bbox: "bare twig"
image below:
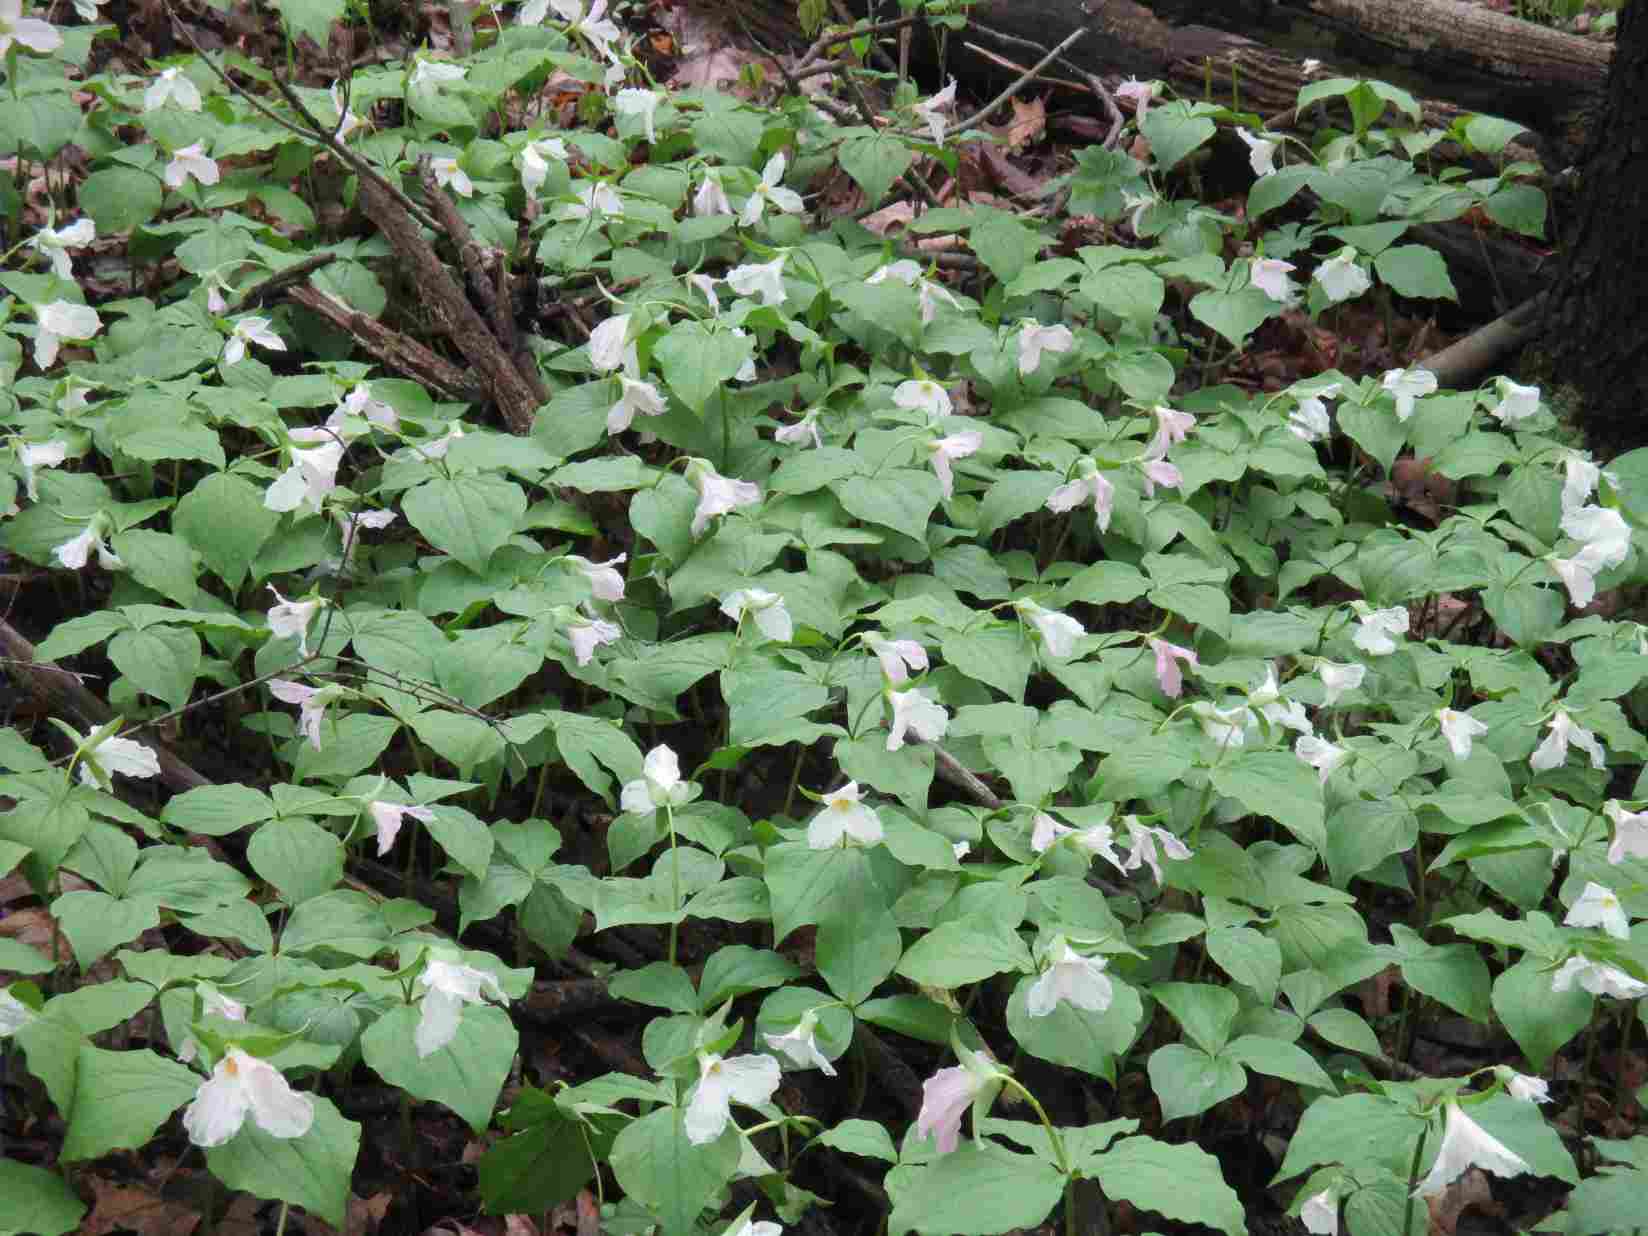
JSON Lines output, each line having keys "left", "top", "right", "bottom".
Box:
{"left": 925, "top": 741, "right": 1002, "bottom": 811}
{"left": 228, "top": 252, "right": 338, "bottom": 313}
{"left": 947, "top": 20, "right": 1098, "bottom": 139}
{"left": 968, "top": 19, "right": 1125, "bottom": 149}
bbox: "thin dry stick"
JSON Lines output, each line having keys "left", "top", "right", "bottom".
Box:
{"left": 924, "top": 741, "right": 1002, "bottom": 810}
{"left": 946, "top": 20, "right": 1098, "bottom": 139}
{"left": 968, "top": 19, "right": 1125, "bottom": 148}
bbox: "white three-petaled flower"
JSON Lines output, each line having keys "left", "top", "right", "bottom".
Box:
{"left": 885, "top": 687, "right": 947, "bottom": 751}
{"left": 1351, "top": 604, "right": 1408, "bottom": 655}
{"left": 182, "top": 1048, "right": 314, "bottom": 1148}
{"left": 913, "top": 79, "right": 957, "bottom": 145}
{"left": 264, "top": 427, "right": 343, "bottom": 515}
{"left": 587, "top": 312, "right": 638, "bottom": 375}
{"left": 764, "top": 1009, "right": 836, "bottom": 1076}
{"left": 0, "top": 0, "right": 62, "bottom": 55}
{"left": 1150, "top": 638, "right": 1198, "bottom": 698}
{"left": 1289, "top": 383, "right": 1341, "bottom": 442}
{"left": 1313, "top": 247, "right": 1370, "bottom": 303}
{"left": 519, "top": 136, "right": 568, "bottom": 195}
{"left": 268, "top": 679, "right": 341, "bottom": 750}
{"left": 774, "top": 408, "right": 822, "bottom": 448}
{"left": 32, "top": 300, "right": 101, "bottom": 369}
{"left": 721, "top": 588, "right": 792, "bottom": 642}
{"left": 164, "top": 143, "right": 220, "bottom": 189}
{"left": 606, "top": 375, "right": 667, "bottom": 434}
{"left": 73, "top": 727, "right": 160, "bottom": 789}
{"left": 726, "top": 254, "right": 788, "bottom": 306}
{"left": 1380, "top": 367, "right": 1438, "bottom": 422}
{"left": 684, "top": 1051, "right": 780, "bottom": 1145}
{"left": 1530, "top": 708, "right": 1606, "bottom": 772}
{"left": 368, "top": 800, "right": 435, "bottom": 856}
{"left": 1237, "top": 128, "right": 1279, "bottom": 176}
{"left": 16, "top": 438, "right": 68, "bottom": 501}
{"left": 1017, "top": 320, "right": 1074, "bottom": 376}
{"left": 1300, "top": 1189, "right": 1338, "bottom": 1235}
{"left": 1316, "top": 659, "right": 1364, "bottom": 704}
{"left": 53, "top": 514, "right": 121, "bottom": 571}
{"left": 1413, "top": 1102, "right": 1529, "bottom": 1197}
{"left": 26, "top": 217, "right": 94, "bottom": 279}
{"left": 893, "top": 378, "right": 951, "bottom": 422}
{"left": 685, "top": 457, "right": 761, "bottom": 537}
{"left": 1013, "top": 598, "right": 1083, "bottom": 659}
{"left": 222, "top": 315, "right": 285, "bottom": 366}
{"left": 927, "top": 431, "right": 982, "bottom": 499}
{"left": 1295, "top": 734, "right": 1350, "bottom": 784}
{"left": 807, "top": 781, "right": 882, "bottom": 850}
{"left": 1026, "top": 938, "right": 1113, "bottom": 1018}
{"left": 1551, "top": 955, "right": 1648, "bottom": 999}
{"left": 864, "top": 634, "right": 928, "bottom": 683}
{"left": 145, "top": 66, "right": 202, "bottom": 111}
{"left": 430, "top": 156, "right": 473, "bottom": 198}
{"left": 1437, "top": 708, "right": 1488, "bottom": 760}
{"left": 620, "top": 744, "right": 694, "bottom": 818}
{"left": 1121, "top": 817, "right": 1192, "bottom": 883}
{"left": 266, "top": 587, "right": 324, "bottom": 657}
{"left": 739, "top": 153, "right": 804, "bottom": 226}
{"left": 1250, "top": 257, "right": 1296, "bottom": 303}
{"left": 1029, "top": 813, "right": 1125, "bottom": 871}
{"left": 693, "top": 171, "right": 732, "bottom": 217}
{"left": 613, "top": 87, "right": 661, "bottom": 142}
{"left": 1604, "top": 801, "right": 1648, "bottom": 865}
{"left": 416, "top": 953, "right": 505, "bottom": 1057}
{"left": 566, "top": 612, "right": 622, "bottom": 666}
{"left": 1490, "top": 377, "right": 1541, "bottom": 424}
{"left": 1565, "top": 881, "right": 1630, "bottom": 940}
{"left": 915, "top": 1044, "right": 1004, "bottom": 1155}
{"left": 1045, "top": 458, "right": 1113, "bottom": 529}
{"left": 564, "top": 553, "right": 626, "bottom": 601}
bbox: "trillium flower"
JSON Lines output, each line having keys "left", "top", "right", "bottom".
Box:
{"left": 1289, "top": 383, "right": 1341, "bottom": 442}
{"left": 724, "top": 1214, "right": 782, "bottom": 1236}
{"left": 1014, "top": 598, "right": 1084, "bottom": 659}
{"left": 693, "top": 171, "right": 733, "bottom": 217}
{"left": 1565, "top": 881, "right": 1630, "bottom": 940}
{"left": 613, "top": 87, "right": 661, "bottom": 142}
{"left": 329, "top": 81, "right": 363, "bottom": 140}
{"left": 1490, "top": 377, "right": 1541, "bottom": 424}
{"left": 1113, "top": 77, "right": 1157, "bottom": 117}
{"left": 915, "top": 1044, "right": 1005, "bottom": 1155}
{"left": 1561, "top": 505, "right": 1632, "bottom": 570}
{"left": 327, "top": 382, "right": 397, "bottom": 433}
{"left": 566, "top": 613, "right": 622, "bottom": 665}
{"left": 145, "top": 65, "right": 202, "bottom": 111}
{"left": 807, "top": 781, "right": 883, "bottom": 850}
{"left": 727, "top": 326, "right": 758, "bottom": 382}
{"left": 765, "top": 1010, "right": 835, "bottom": 1075}
{"left": 410, "top": 58, "right": 466, "bottom": 88}
{"left": 429, "top": 156, "right": 473, "bottom": 197}
{"left": 1561, "top": 453, "right": 1612, "bottom": 514}
{"left": 1530, "top": 708, "right": 1606, "bottom": 772}
{"left": 721, "top": 588, "right": 793, "bottom": 642}
{"left": 1029, "top": 813, "right": 1126, "bottom": 871}
{"left": 1139, "top": 456, "right": 1182, "bottom": 497}
{"left": 864, "top": 634, "right": 928, "bottom": 683}
{"left": 1380, "top": 367, "right": 1438, "bottom": 422}
{"left": 546, "top": 0, "right": 622, "bottom": 61}
{"left": 885, "top": 687, "right": 948, "bottom": 751}
{"left": 369, "top": 800, "right": 435, "bottom": 856}
{"left": 264, "top": 428, "right": 344, "bottom": 514}
{"left": 912, "top": 78, "right": 957, "bottom": 145}
{"left": 1017, "top": 320, "right": 1074, "bottom": 376}
{"left": 1026, "top": 938, "right": 1113, "bottom": 1018}
{"left": 1149, "top": 638, "right": 1198, "bottom": 698}
{"left": 268, "top": 679, "right": 342, "bottom": 750}
{"left": 558, "top": 181, "right": 624, "bottom": 220}
{"left": 687, "top": 273, "right": 723, "bottom": 314}
{"left": 892, "top": 378, "right": 951, "bottom": 422}
{"left": 684, "top": 1051, "right": 781, "bottom": 1145}
{"left": 685, "top": 458, "right": 762, "bottom": 537}
{"left": 1248, "top": 664, "right": 1313, "bottom": 734}
{"left": 1604, "top": 801, "right": 1648, "bottom": 865}
{"left": 0, "top": 0, "right": 60, "bottom": 54}
{"left": 1437, "top": 708, "right": 1488, "bottom": 759}
{"left": 518, "top": 136, "right": 568, "bottom": 195}
{"left": 266, "top": 587, "right": 325, "bottom": 657}
{"left": 774, "top": 408, "right": 823, "bottom": 448}
{"left": 1494, "top": 1067, "right": 1550, "bottom": 1104}
{"left": 1121, "top": 189, "right": 1159, "bottom": 235}
{"left": 1045, "top": 460, "right": 1115, "bottom": 530}
{"left": 0, "top": 988, "right": 36, "bottom": 1037}
{"left": 1191, "top": 701, "right": 1255, "bottom": 749}
{"left": 866, "top": 260, "right": 960, "bottom": 324}
{"left": 564, "top": 553, "right": 626, "bottom": 601}
{"left": 587, "top": 313, "right": 638, "bottom": 375}
{"left": 1295, "top": 734, "right": 1350, "bottom": 784}
{"left": 53, "top": 514, "right": 122, "bottom": 571}
{"left": 72, "top": 727, "right": 160, "bottom": 789}
{"left": 222, "top": 315, "right": 285, "bottom": 366}
{"left": 1121, "top": 817, "right": 1192, "bottom": 883}
{"left": 1250, "top": 257, "right": 1297, "bottom": 303}
{"left": 726, "top": 254, "right": 788, "bottom": 306}
{"left": 163, "top": 142, "right": 220, "bottom": 189}
{"left": 1237, "top": 128, "right": 1279, "bottom": 176}
{"left": 15, "top": 438, "right": 68, "bottom": 501}
{"left": 1300, "top": 1189, "right": 1338, "bottom": 1236}
{"left": 620, "top": 744, "right": 695, "bottom": 818}
{"left": 1414, "top": 1102, "right": 1530, "bottom": 1197}
{"left": 416, "top": 953, "right": 506, "bottom": 1058}
{"left": 32, "top": 300, "right": 101, "bottom": 369}
{"left": 1549, "top": 549, "right": 1607, "bottom": 610}
{"left": 1351, "top": 604, "right": 1408, "bottom": 655}
{"left": 1313, "top": 247, "right": 1371, "bottom": 303}
{"left": 927, "top": 431, "right": 982, "bottom": 499}
{"left": 740, "top": 153, "right": 805, "bottom": 226}
{"left": 1552, "top": 955, "right": 1648, "bottom": 999}
{"left": 606, "top": 375, "right": 667, "bottom": 434}
{"left": 26, "top": 217, "right": 94, "bottom": 279}
{"left": 176, "top": 982, "right": 247, "bottom": 1063}
{"left": 182, "top": 1048, "right": 315, "bottom": 1148}
{"left": 1147, "top": 405, "right": 1196, "bottom": 457}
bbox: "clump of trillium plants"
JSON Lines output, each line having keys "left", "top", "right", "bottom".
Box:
{"left": 0, "top": 2, "right": 1646, "bottom": 1235}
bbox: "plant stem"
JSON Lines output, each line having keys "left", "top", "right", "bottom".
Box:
{"left": 1401, "top": 1119, "right": 1430, "bottom": 1236}
{"left": 1579, "top": 999, "right": 1601, "bottom": 1170}
{"left": 665, "top": 802, "right": 681, "bottom": 965}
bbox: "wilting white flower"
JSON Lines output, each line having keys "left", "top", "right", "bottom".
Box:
{"left": 1290, "top": 383, "right": 1341, "bottom": 442}
{"left": 369, "top": 800, "right": 435, "bottom": 856}
{"left": 429, "top": 156, "right": 473, "bottom": 197}
{"left": 26, "top": 217, "right": 94, "bottom": 279}
{"left": 587, "top": 313, "right": 637, "bottom": 375}
{"left": 1530, "top": 708, "right": 1606, "bottom": 773}
{"left": 1552, "top": 955, "right": 1648, "bottom": 999}
{"left": 864, "top": 634, "right": 928, "bottom": 683}
{"left": 1494, "top": 1067, "right": 1550, "bottom": 1104}
{"left": 612, "top": 87, "right": 661, "bottom": 142}
{"left": 32, "top": 300, "right": 101, "bottom": 369}
{"left": 1014, "top": 598, "right": 1084, "bottom": 659}
{"left": 0, "top": 0, "right": 62, "bottom": 55}
{"left": 264, "top": 427, "right": 344, "bottom": 515}
{"left": 268, "top": 679, "right": 341, "bottom": 750}
{"left": 1381, "top": 367, "right": 1438, "bottom": 422}
{"left": 1026, "top": 938, "right": 1113, "bottom": 1018}
{"left": 685, "top": 1051, "right": 781, "bottom": 1145}
{"left": 685, "top": 458, "right": 761, "bottom": 537}
{"left": 764, "top": 1009, "right": 836, "bottom": 1076}
{"left": 1413, "top": 1102, "right": 1530, "bottom": 1197}
{"left": 410, "top": 58, "right": 466, "bottom": 89}
{"left": 927, "top": 431, "right": 982, "bottom": 499}
{"left": 1113, "top": 77, "right": 1156, "bottom": 117}
{"left": 72, "top": 728, "right": 160, "bottom": 789}
{"left": 53, "top": 515, "right": 121, "bottom": 571}
{"left": 1489, "top": 378, "right": 1541, "bottom": 425}
{"left": 726, "top": 254, "right": 788, "bottom": 306}
{"left": 564, "top": 553, "right": 626, "bottom": 601}
{"left": 266, "top": 587, "right": 325, "bottom": 657}
{"left": 774, "top": 408, "right": 822, "bottom": 448}
{"left": 163, "top": 143, "right": 220, "bottom": 189}
{"left": 893, "top": 378, "right": 952, "bottom": 422}
{"left": 1017, "top": 320, "right": 1074, "bottom": 376}
{"left": 1351, "top": 604, "right": 1408, "bottom": 655}
{"left": 1046, "top": 460, "right": 1114, "bottom": 530}
{"left": 886, "top": 687, "right": 948, "bottom": 751}
{"left": 1121, "top": 817, "right": 1192, "bottom": 883}
{"left": 693, "top": 171, "right": 733, "bottom": 217}
{"left": 739, "top": 152, "right": 805, "bottom": 226}
{"left": 182, "top": 1049, "right": 314, "bottom": 1148}
{"left": 1313, "top": 248, "right": 1370, "bottom": 303}
{"left": 1191, "top": 701, "right": 1255, "bottom": 750}
{"left": 606, "top": 375, "right": 667, "bottom": 435}
{"left": 566, "top": 614, "right": 622, "bottom": 666}
{"left": 416, "top": 953, "right": 505, "bottom": 1057}
{"left": 518, "top": 136, "right": 568, "bottom": 195}
{"left": 620, "top": 744, "right": 695, "bottom": 818}
{"left": 1604, "top": 801, "right": 1648, "bottom": 865}
{"left": 15, "top": 438, "right": 68, "bottom": 501}
{"left": 1300, "top": 1189, "right": 1338, "bottom": 1236}
{"left": 145, "top": 65, "right": 202, "bottom": 111}
{"left": 1149, "top": 638, "right": 1198, "bottom": 698}
{"left": 1250, "top": 257, "right": 1297, "bottom": 303}
{"left": 915, "top": 1044, "right": 1005, "bottom": 1155}
{"left": 1237, "top": 128, "right": 1279, "bottom": 176}
{"left": 1437, "top": 708, "right": 1488, "bottom": 760}
{"left": 807, "top": 781, "right": 882, "bottom": 850}
{"left": 913, "top": 78, "right": 957, "bottom": 145}
{"left": 1295, "top": 734, "right": 1350, "bottom": 784}
{"left": 721, "top": 588, "right": 793, "bottom": 642}
{"left": 1565, "top": 881, "right": 1630, "bottom": 940}
{"left": 558, "top": 180, "right": 624, "bottom": 221}
{"left": 222, "top": 315, "right": 285, "bottom": 366}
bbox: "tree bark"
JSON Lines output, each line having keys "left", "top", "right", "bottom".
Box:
{"left": 1543, "top": 0, "right": 1648, "bottom": 451}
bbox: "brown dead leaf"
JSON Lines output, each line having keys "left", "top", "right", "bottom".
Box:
{"left": 1004, "top": 96, "right": 1046, "bottom": 149}
{"left": 1358, "top": 965, "right": 1402, "bottom": 1019}
{"left": 1425, "top": 1166, "right": 1501, "bottom": 1235}
{"left": 503, "top": 1216, "right": 540, "bottom": 1236}
{"left": 0, "top": 906, "right": 64, "bottom": 959}
{"left": 82, "top": 1177, "right": 202, "bottom": 1236}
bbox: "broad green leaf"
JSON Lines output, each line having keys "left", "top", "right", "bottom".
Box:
{"left": 608, "top": 1107, "right": 740, "bottom": 1236}
{"left": 1088, "top": 1135, "right": 1246, "bottom": 1236}
{"left": 206, "top": 1095, "right": 360, "bottom": 1230}
{"left": 361, "top": 1003, "right": 518, "bottom": 1133}
{"left": 887, "top": 1143, "right": 1063, "bottom": 1235}
{"left": 174, "top": 473, "right": 282, "bottom": 589}
{"left": 402, "top": 475, "right": 527, "bottom": 574}
{"left": 60, "top": 1045, "right": 199, "bottom": 1161}
{"left": 0, "top": 1158, "right": 86, "bottom": 1235}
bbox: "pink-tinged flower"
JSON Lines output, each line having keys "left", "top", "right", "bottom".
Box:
{"left": 1017, "top": 321, "right": 1074, "bottom": 376}
{"left": 927, "top": 430, "right": 982, "bottom": 499}
{"left": 612, "top": 87, "right": 661, "bottom": 142}
{"left": 268, "top": 679, "right": 339, "bottom": 750}
{"left": 563, "top": 553, "right": 626, "bottom": 601}
{"left": 145, "top": 66, "right": 202, "bottom": 112}
{"left": 1565, "top": 881, "right": 1630, "bottom": 940}
{"left": 368, "top": 800, "right": 435, "bottom": 856}
{"left": 1295, "top": 734, "right": 1349, "bottom": 784}
{"left": 1604, "top": 801, "right": 1648, "bottom": 865}
{"left": 913, "top": 78, "right": 957, "bottom": 144}
{"left": 1026, "top": 938, "right": 1113, "bottom": 1018}
{"left": 1237, "top": 128, "right": 1279, "bottom": 176}
{"left": 1290, "top": 383, "right": 1341, "bottom": 442}
{"left": 26, "top": 217, "right": 94, "bottom": 280}
{"left": 264, "top": 428, "right": 344, "bottom": 515}
{"left": 164, "top": 143, "right": 220, "bottom": 189}
{"left": 1494, "top": 1067, "right": 1550, "bottom": 1104}
{"left": 1150, "top": 638, "right": 1198, "bottom": 698}
{"left": 1530, "top": 708, "right": 1605, "bottom": 773}
{"left": 32, "top": 300, "right": 101, "bottom": 369}
{"left": 1014, "top": 598, "right": 1084, "bottom": 659}
{"left": 566, "top": 614, "right": 621, "bottom": 666}
{"left": 915, "top": 1044, "right": 1005, "bottom": 1154}
{"left": 774, "top": 408, "right": 822, "bottom": 448}
{"left": 0, "top": 0, "right": 62, "bottom": 55}
{"left": 893, "top": 378, "right": 952, "bottom": 422}
{"left": 684, "top": 1052, "right": 781, "bottom": 1145}
{"left": 53, "top": 515, "right": 121, "bottom": 571}
{"left": 1046, "top": 460, "right": 1114, "bottom": 530}
{"left": 1489, "top": 377, "right": 1541, "bottom": 425}
{"left": 1139, "top": 456, "right": 1181, "bottom": 497}
{"left": 1551, "top": 955, "right": 1648, "bottom": 999}
{"left": 685, "top": 457, "right": 762, "bottom": 537}
{"left": 606, "top": 375, "right": 667, "bottom": 435}
{"left": 721, "top": 588, "right": 793, "bottom": 642}
{"left": 182, "top": 1048, "right": 314, "bottom": 1148}
{"left": 864, "top": 634, "right": 928, "bottom": 683}
{"left": 416, "top": 952, "right": 505, "bottom": 1057}
{"left": 1414, "top": 1102, "right": 1530, "bottom": 1198}
{"left": 1313, "top": 247, "right": 1370, "bottom": 303}
{"left": 764, "top": 1009, "right": 836, "bottom": 1076}
{"left": 726, "top": 254, "right": 788, "bottom": 306}
{"left": 1121, "top": 817, "right": 1192, "bottom": 884}
{"left": 1300, "top": 1189, "right": 1338, "bottom": 1236}
{"left": 1315, "top": 659, "right": 1364, "bottom": 705}
{"left": 1380, "top": 367, "right": 1438, "bottom": 422}
{"left": 739, "top": 152, "right": 805, "bottom": 226}
{"left": 1113, "top": 77, "right": 1157, "bottom": 117}
{"left": 15, "top": 438, "right": 68, "bottom": 501}
{"left": 222, "top": 315, "right": 285, "bottom": 366}
{"left": 693, "top": 171, "right": 732, "bottom": 217}
{"left": 1351, "top": 604, "right": 1408, "bottom": 655}
{"left": 1147, "top": 405, "right": 1196, "bottom": 457}
{"left": 1250, "top": 257, "right": 1297, "bottom": 303}
{"left": 807, "top": 781, "right": 882, "bottom": 850}
{"left": 885, "top": 687, "right": 948, "bottom": 751}
{"left": 1437, "top": 708, "right": 1488, "bottom": 760}
{"left": 266, "top": 587, "right": 325, "bottom": 657}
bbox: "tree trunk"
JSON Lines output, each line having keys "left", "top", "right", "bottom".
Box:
{"left": 1543, "top": 0, "right": 1648, "bottom": 451}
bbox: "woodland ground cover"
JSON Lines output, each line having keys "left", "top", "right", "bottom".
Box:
{"left": 2, "top": 2, "right": 1647, "bottom": 1235}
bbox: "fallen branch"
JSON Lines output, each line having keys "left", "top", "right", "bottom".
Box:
{"left": 287, "top": 285, "right": 482, "bottom": 404}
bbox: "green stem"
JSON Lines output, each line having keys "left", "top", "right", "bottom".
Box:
{"left": 665, "top": 802, "right": 681, "bottom": 965}
{"left": 1401, "top": 1120, "right": 1430, "bottom": 1236}
{"left": 1579, "top": 1000, "right": 1601, "bottom": 1170}
{"left": 1000, "top": 1075, "right": 1079, "bottom": 1236}
{"left": 1618, "top": 998, "right": 1638, "bottom": 1121}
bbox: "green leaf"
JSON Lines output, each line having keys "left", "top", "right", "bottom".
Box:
{"left": 887, "top": 1143, "right": 1064, "bottom": 1235}
{"left": 109, "top": 530, "right": 198, "bottom": 607}
{"left": 1147, "top": 1043, "right": 1246, "bottom": 1121}
{"left": 79, "top": 167, "right": 164, "bottom": 233}
{"left": 971, "top": 216, "right": 1044, "bottom": 284}
{"left": 1212, "top": 752, "right": 1326, "bottom": 851}
{"left": 1139, "top": 104, "right": 1217, "bottom": 171}
{"left": 1374, "top": 245, "right": 1457, "bottom": 301}
{"left": 402, "top": 475, "right": 527, "bottom": 574}
{"left": 817, "top": 1118, "right": 898, "bottom": 1162}
{"left": 1275, "top": 1093, "right": 1424, "bottom": 1182}
{"left": 943, "top": 627, "right": 1033, "bottom": 702}
{"left": 60, "top": 1045, "right": 200, "bottom": 1161}
{"left": 107, "top": 625, "right": 200, "bottom": 712}
{"left": 1223, "top": 1034, "right": 1334, "bottom": 1091}
{"left": 0, "top": 1159, "right": 86, "bottom": 1234}
{"left": 174, "top": 473, "right": 281, "bottom": 590}
{"left": 608, "top": 1107, "right": 740, "bottom": 1236}
{"left": 1307, "top": 1008, "right": 1382, "bottom": 1056}
{"left": 896, "top": 918, "right": 1031, "bottom": 988}
{"left": 1206, "top": 926, "right": 1282, "bottom": 1005}
{"left": 51, "top": 890, "right": 159, "bottom": 969}
{"left": 654, "top": 323, "right": 753, "bottom": 415}
{"left": 1493, "top": 955, "right": 1591, "bottom": 1069}
{"left": 835, "top": 735, "right": 934, "bottom": 815}
{"left": 1390, "top": 924, "right": 1491, "bottom": 1023}
{"left": 1153, "top": 982, "right": 1239, "bottom": 1056}
{"left": 839, "top": 133, "right": 914, "bottom": 204}
{"left": 816, "top": 879, "right": 900, "bottom": 1005}
{"left": 698, "top": 945, "right": 801, "bottom": 1010}
{"left": 1005, "top": 974, "right": 1143, "bottom": 1083}
{"left": 361, "top": 1003, "right": 517, "bottom": 1133}
{"left": 477, "top": 1091, "right": 604, "bottom": 1215}
{"left": 1088, "top": 1135, "right": 1246, "bottom": 1236}
{"left": 610, "top": 962, "right": 700, "bottom": 1015}
{"left": 206, "top": 1095, "right": 360, "bottom": 1230}
{"left": 836, "top": 469, "right": 942, "bottom": 539}
{"left": 1189, "top": 287, "right": 1277, "bottom": 348}
{"left": 247, "top": 818, "right": 344, "bottom": 906}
